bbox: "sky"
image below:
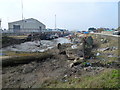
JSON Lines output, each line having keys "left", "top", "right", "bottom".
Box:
{"left": 0, "top": 0, "right": 119, "bottom": 31}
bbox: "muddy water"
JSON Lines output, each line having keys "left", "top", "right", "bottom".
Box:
{"left": 1, "top": 37, "right": 71, "bottom": 52}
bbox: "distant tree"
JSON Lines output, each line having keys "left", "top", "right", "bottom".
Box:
{"left": 88, "top": 28, "right": 96, "bottom": 32}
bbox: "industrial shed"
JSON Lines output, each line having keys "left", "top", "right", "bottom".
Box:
{"left": 8, "top": 18, "right": 46, "bottom": 33}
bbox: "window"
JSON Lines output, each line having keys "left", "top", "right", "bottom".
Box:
{"left": 39, "top": 26, "right": 42, "bottom": 31}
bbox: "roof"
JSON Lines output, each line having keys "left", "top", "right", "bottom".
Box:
{"left": 8, "top": 18, "right": 45, "bottom": 25}
{"left": 84, "top": 32, "right": 89, "bottom": 34}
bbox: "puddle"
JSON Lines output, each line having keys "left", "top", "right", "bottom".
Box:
{"left": 1, "top": 37, "right": 71, "bottom": 52}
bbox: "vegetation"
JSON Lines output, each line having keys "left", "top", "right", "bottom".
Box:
{"left": 40, "top": 69, "right": 119, "bottom": 88}
{"left": 8, "top": 35, "right": 28, "bottom": 39}
{"left": 2, "top": 36, "right": 26, "bottom": 48}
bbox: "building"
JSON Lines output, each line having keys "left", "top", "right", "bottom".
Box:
{"left": 8, "top": 18, "right": 46, "bottom": 33}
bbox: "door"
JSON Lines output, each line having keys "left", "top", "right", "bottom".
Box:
{"left": 13, "top": 25, "right": 20, "bottom": 32}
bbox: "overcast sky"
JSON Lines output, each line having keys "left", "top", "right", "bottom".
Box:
{"left": 0, "top": 0, "right": 119, "bottom": 31}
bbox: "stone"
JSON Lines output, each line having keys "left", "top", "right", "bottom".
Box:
{"left": 22, "top": 65, "right": 35, "bottom": 74}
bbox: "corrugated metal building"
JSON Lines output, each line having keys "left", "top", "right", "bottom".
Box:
{"left": 8, "top": 18, "right": 46, "bottom": 33}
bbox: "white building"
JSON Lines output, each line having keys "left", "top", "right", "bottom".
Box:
{"left": 8, "top": 18, "right": 46, "bottom": 33}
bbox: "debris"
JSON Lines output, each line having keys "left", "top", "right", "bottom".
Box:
{"left": 110, "top": 46, "right": 118, "bottom": 51}
{"left": 85, "top": 62, "right": 91, "bottom": 67}
{"left": 64, "top": 80, "right": 68, "bottom": 82}
{"left": 83, "top": 66, "right": 92, "bottom": 71}
{"left": 71, "top": 45, "right": 77, "bottom": 49}
{"left": 101, "top": 38, "right": 108, "bottom": 43}
{"left": 79, "top": 57, "right": 84, "bottom": 60}
{"left": 108, "top": 54, "right": 116, "bottom": 58}
{"left": 98, "top": 47, "right": 110, "bottom": 51}
{"left": 64, "top": 74, "right": 68, "bottom": 77}
{"left": 69, "top": 63, "right": 74, "bottom": 68}
{"left": 96, "top": 53, "right": 100, "bottom": 56}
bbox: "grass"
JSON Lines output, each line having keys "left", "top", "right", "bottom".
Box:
{"left": 40, "top": 69, "right": 119, "bottom": 88}
{"left": 8, "top": 35, "right": 28, "bottom": 39}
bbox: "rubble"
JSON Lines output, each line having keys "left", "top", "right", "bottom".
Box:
{"left": 71, "top": 45, "right": 77, "bottom": 49}
{"left": 2, "top": 33, "right": 119, "bottom": 88}
{"left": 83, "top": 66, "right": 104, "bottom": 72}
{"left": 100, "top": 38, "right": 109, "bottom": 43}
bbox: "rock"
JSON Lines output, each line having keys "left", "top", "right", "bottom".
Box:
{"left": 22, "top": 66, "right": 34, "bottom": 74}
{"left": 22, "top": 64, "right": 36, "bottom": 74}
